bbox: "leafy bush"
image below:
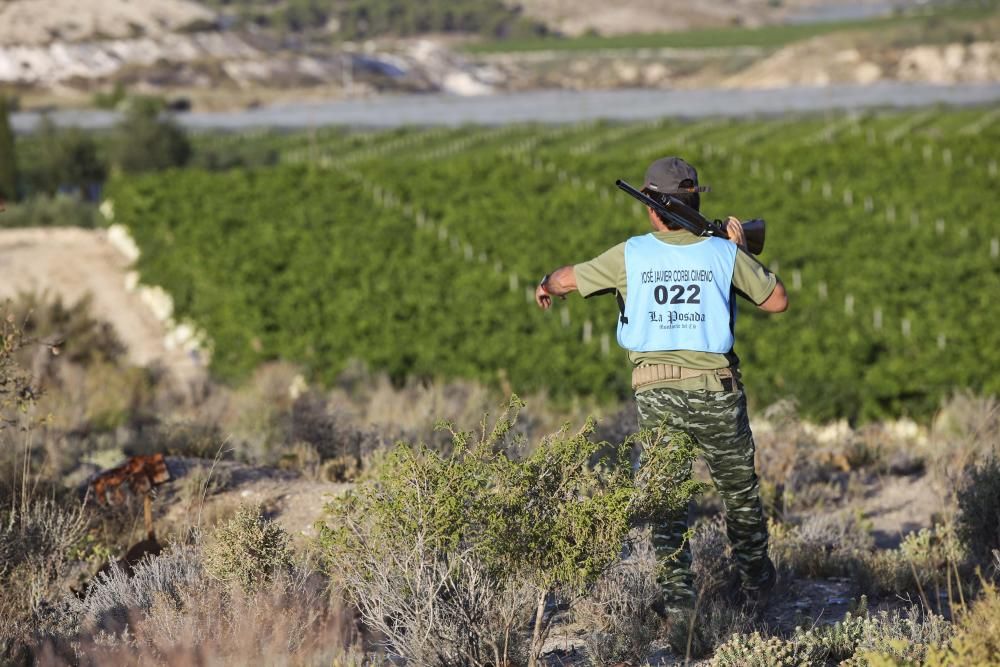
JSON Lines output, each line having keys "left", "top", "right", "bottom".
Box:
{"left": 926, "top": 580, "right": 1000, "bottom": 666}
{"left": 16, "top": 117, "right": 106, "bottom": 198}
{"left": 111, "top": 100, "right": 190, "bottom": 173}
{"left": 320, "top": 398, "right": 705, "bottom": 666}
{"left": 204, "top": 505, "right": 292, "bottom": 593}
{"left": 956, "top": 456, "right": 1000, "bottom": 564}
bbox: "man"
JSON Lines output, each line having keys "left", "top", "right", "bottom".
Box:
{"left": 534, "top": 156, "right": 788, "bottom": 613}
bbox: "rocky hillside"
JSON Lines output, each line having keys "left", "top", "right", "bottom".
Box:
{"left": 0, "top": 0, "right": 995, "bottom": 111}
{"left": 0, "top": 0, "right": 212, "bottom": 46}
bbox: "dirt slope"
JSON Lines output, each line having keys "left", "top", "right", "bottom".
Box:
{"left": 0, "top": 227, "right": 205, "bottom": 392}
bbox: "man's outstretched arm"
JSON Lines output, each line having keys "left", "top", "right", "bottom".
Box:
{"left": 535, "top": 265, "right": 578, "bottom": 310}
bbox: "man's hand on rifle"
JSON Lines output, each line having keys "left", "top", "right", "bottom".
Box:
{"left": 535, "top": 266, "right": 577, "bottom": 310}
{"left": 725, "top": 216, "right": 748, "bottom": 251}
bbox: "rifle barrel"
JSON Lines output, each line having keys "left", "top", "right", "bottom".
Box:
{"left": 615, "top": 179, "right": 766, "bottom": 255}
{"left": 615, "top": 180, "right": 708, "bottom": 239}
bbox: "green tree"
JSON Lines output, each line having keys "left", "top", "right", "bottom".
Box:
{"left": 27, "top": 118, "right": 106, "bottom": 196}
{"left": 61, "top": 129, "right": 107, "bottom": 196}
{"left": 0, "top": 96, "right": 18, "bottom": 202}
{"left": 112, "top": 98, "right": 191, "bottom": 173}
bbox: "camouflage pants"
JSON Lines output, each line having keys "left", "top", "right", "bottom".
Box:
{"left": 635, "top": 386, "right": 772, "bottom": 608}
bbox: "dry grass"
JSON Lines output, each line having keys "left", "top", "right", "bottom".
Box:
{"left": 41, "top": 544, "right": 368, "bottom": 666}
{"left": 575, "top": 537, "right": 661, "bottom": 664}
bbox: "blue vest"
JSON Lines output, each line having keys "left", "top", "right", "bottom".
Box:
{"left": 617, "top": 234, "right": 738, "bottom": 353}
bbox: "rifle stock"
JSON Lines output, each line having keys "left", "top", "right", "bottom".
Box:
{"left": 615, "top": 179, "right": 766, "bottom": 256}
{"left": 738, "top": 217, "right": 765, "bottom": 256}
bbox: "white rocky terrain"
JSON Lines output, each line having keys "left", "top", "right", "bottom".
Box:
{"left": 0, "top": 0, "right": 995, "bottom": 109}
{"left": 0, "top": 0, "right": 212, "bottom": 46}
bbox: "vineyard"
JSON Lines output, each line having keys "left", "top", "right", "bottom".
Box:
{"left": 108, "top": 106, "right": 1000, "bottom": 421}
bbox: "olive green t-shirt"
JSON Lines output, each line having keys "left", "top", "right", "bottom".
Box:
{"left": 574, "top": 229, "right": 778, "bottom": 392}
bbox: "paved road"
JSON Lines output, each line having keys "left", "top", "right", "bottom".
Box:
{"left": 12, "top": 82, "right": 1000, "bottom": 132}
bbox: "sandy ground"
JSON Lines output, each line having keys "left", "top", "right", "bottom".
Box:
{"left": 0, "top": 227, "right": 205, "bottom": 392}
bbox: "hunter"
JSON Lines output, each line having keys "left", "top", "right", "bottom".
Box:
{"left": 534, "top": 156, "right": 788, "bottom": 614}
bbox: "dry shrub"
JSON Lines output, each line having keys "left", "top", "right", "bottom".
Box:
{"left": 278, "top": 441, "right": 322, "bottom": 478}
{"left": 658, "top": 520, "right": 753, "bottom": 661}
{"left": 9, "top": 291, "right": 125, "bottom": 370}
{"left": 929, "top": 580, "right": 1000, "bottom": 665}
{"left": 860, "top": 582, "right": 1000, "bottom": 666}
{"left": 39, "top": 361, "right": 154, "bottom": 434}
{"left": 753, "top": 400, "right": 822, "bottom": 490}
{"left": 332, "top": 363, "right": 498, "bottom": 439}
{"left": 186, "top": 361, "right": 298, "bottom": 463}
{"left": 929, "top": 391, "right": 1000, "bottom": 481}
{"left": 769, "top": 512, "right": 873, "bottom": 579}
{"left": 73, "top": 544, "right": 205, "bottom": 637}
{"left": 330, "top": 362, "right": 614, "bottom": 452}
{"left": 575, "top": 538, "right": 661, "bottom": 665}
{"left": 175, "top": 459, "right": 232, "bottom": 511}
{"left": 0, "top": 499, "right": 88, "bottom": 657}
{"left": 690, "top": 516, "right": 739, "bottom": 598}
{"left": 955, "top": 456, "right": 1000, "bottom": 564}
{"left": 752, "top": 401, "right": 855, "bottom": 515}
{"left": 771, "top": 513, "right": 966, "bottom": 601}
{"left": 866, "top": 523, "right": 966, "bottom": 602}
{"left": 126, "top": 420, "right": 225, "bottom": 460}
{"left": 667, "top": 599, "right": 755, "bottom": 662}
{"left": 712, "top": 600, "right": 952, "bottom": 667}
{"left": 55, "top": 545, "right": 365, "bottom": 666}
{"left": 204, "top": 504, "right": 292, "bottom": 593}
{"left": 6, "top": 292, "right": 160, "bottom": 437}
{"left": 577, "top": 518, "right": 751, "bottom": 664}
{"left": 287, "top": 391, "right": 385, "bottom": 472}
{"left": 753, "top": 401, "right": 933, "bottom": 518}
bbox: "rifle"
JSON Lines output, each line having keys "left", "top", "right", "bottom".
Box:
{"left": 616, "top": 179, "right": 765, "bottom": 255}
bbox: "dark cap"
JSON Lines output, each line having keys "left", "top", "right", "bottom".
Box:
{"left": 644, "top": 157, "right": 710, "bottom": 194}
